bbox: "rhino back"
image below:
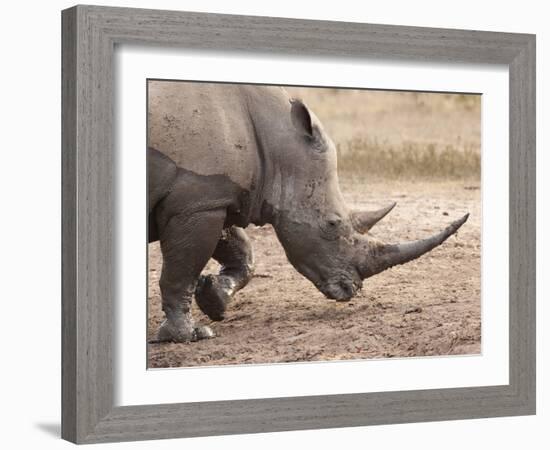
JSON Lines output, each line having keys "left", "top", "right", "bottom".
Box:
{"left": 148, "top": 81, "right": 260, "bottom": 191}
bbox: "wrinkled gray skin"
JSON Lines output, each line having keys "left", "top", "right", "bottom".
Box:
{"left": 148, "top": 81, "right": 469, "bottom": 343}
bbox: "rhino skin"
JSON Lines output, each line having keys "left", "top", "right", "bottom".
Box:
{"left": 147, "top": 81, "right": 469, "bottom": 343}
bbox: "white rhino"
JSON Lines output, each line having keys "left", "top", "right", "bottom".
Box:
{"left": 148, "top": 81, "right": 468, "bottom": 343}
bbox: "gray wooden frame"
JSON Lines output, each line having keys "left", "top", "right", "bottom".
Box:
{"left": 61, "top": 4, "right": 536, "bottom": 444}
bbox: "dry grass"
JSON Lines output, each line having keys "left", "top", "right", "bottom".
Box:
{"left": 336, "top": 139, "right": 480, "bottom": 180}
{"left": 285, "top": 87, "right": 481, "bottom": 181}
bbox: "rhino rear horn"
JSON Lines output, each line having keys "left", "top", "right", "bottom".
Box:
{"left": 351, "top": 202, "right": 397, "bottom": 234}
{"left": 359, "top": 213, "right": 469, "bottom": 279}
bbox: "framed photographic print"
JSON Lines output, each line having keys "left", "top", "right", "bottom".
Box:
{"left": 61, "top": 5, "right": 536, "bottom": 444}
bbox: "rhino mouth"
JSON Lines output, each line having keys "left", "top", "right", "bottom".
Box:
{"left": 320, "top": 276, "right": 362, "bottom": 301}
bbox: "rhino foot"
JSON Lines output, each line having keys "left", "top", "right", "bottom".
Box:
{"left": 195, "top": 274, "right": 232, "bottom": 321}
{"left": 156, "top": 318, "right": 215, "bottom": 343}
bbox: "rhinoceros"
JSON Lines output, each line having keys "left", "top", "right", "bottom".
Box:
{"left": 147, "top": 81, "right": 468, "bottom": 343}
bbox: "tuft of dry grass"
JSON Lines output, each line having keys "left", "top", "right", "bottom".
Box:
{"left": 337, "top": 139, "right": 480, "bottom": 180}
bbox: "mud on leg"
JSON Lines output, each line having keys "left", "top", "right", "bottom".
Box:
{"left": 195, "top": 226, "right": 255, "bottom": 321}
{"left": 156, "top": 209, "right": 226, "bottom": 342}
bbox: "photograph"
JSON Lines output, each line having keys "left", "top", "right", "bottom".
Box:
{"left": 146, "top": 80, "right": 481, "bottom": 368}
{"left": 53, "top": 3, "right": 538, "bottom": 444}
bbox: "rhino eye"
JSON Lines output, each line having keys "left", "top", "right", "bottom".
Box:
{"left": 320, "top": 216, "right": 342, "bottom": 240}
{"left": 326, "top": 215, "right": 342, "bottom": 227}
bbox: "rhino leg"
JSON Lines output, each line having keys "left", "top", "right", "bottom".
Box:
{"left": 195, "top": 226, "right": 254, "bottom": 321}
{"left": 156, "top": 209, "right": 226, "bottom": 343}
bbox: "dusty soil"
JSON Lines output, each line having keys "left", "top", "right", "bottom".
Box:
{"left": 147, "top": 179, "right": 481, "bottom": 368}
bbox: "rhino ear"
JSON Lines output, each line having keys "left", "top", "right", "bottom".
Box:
{"left": 290, "top": 99, "right": 314, "bottom": 137}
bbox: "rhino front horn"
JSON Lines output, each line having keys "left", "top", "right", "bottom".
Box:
{"left": 358, "top": 213, "right": 469, "bottom": 279}
{"left": 351, "top": 202, "right": 397, "bottom": 234}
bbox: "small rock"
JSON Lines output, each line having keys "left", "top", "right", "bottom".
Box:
{"left": 404, "top": 306, "right": 423, "bottom": 314}
{"left": 443, "top": 211, "right": 449, "bottom": 216}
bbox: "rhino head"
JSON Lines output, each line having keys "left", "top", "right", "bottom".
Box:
{"left": 257, "top": 96, "right": 468, "bottom": 301}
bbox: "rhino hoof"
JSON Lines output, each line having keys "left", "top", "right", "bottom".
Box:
{"left": 195, "top": 274, "right": 229, "bottom": 321}
{"left": 156, "top": 320, "right": 215, "bottom": 343}
{"left": 157, "top": 319, "right": 194, "bottom": 343}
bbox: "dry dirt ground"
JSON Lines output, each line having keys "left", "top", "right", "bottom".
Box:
{"left": 147, "top": 179, "right": 481, "bottom": 368}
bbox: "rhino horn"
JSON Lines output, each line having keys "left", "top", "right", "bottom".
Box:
{"left": 351, "top": 202, "right": 397, "bottom": 234}
{"left": 358, "top": 213, "right": 469, "bottom": 279}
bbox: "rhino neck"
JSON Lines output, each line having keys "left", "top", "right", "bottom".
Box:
{"left": 243, "top": 86, "right": 321, "bottom": 229}
{"left": 243, "top": 91, "right": 287, "bottom": 227}
{"left": 259, "top": 167, "right": 299, "bottom": 227}
{"left": 249, "top": 167, "right": 301, "bottom": 230}
{"left": 245, "top": 127, "right": 296, "bottom": 228}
